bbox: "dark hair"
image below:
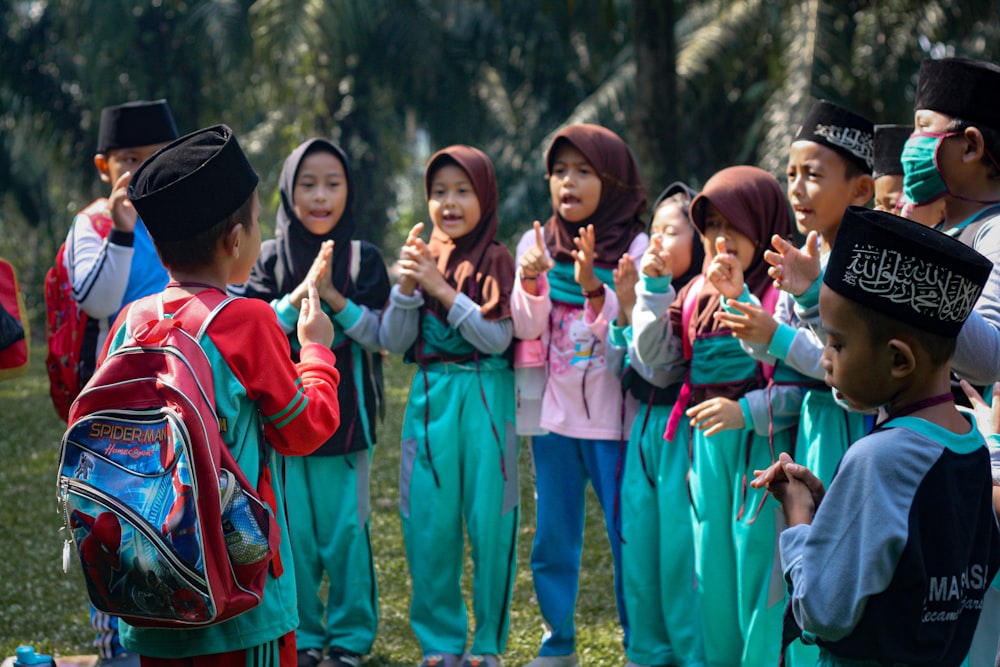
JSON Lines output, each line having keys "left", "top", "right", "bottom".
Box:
{"left": 841, "top": 155, "right": 869, "bottom": 181}
{"left": 948, "top": 117, "right": 1000, "bottom": 178}
{"left": 154, "top": 192, "right": 256, "bottom": 270}
{"left": 850, "top": 299, "right": 957, "bottom": 367}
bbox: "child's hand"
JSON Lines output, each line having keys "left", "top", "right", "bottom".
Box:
{"left": 686, "top": 396, "right": 746, "bottom": 436}
{"left": 291, "top": 240, "right": 336, "bottom": 309}
{"left": 752, "top": 452, "right": 825, "bottom": 525}
{"left": 961, "top": 380, "right": 1000, "bottom": 439}
{"left": 519, "top": 221, "right": 554, "bottom": 279}
{"left": 572, "top": 224, "right": 602, "bottom": 293}
{"left": 297, "top": 280, "right": 335, "bottom": 349}
{"left": 109, "top": 171, "right": 138, "bottom": 233}
{"left": 640, "top": 235, "right": 673, "bottom": 278}
{"left": 398, "top": 243, "right": 453, "bottom": 302}
{"left": 613, "top": 254, "right": 638, "bottom": 325}
{"left": 765, "top": 232, "right": 821, "bottom": 296}
{"left": 398, "top": 223, "right": 424, "bottom": 295}
{"left": 713, "top": 300, "right": 778, "bottom": 345}
{"left": 706, "top": 237, "right": 744, "bottom": 299}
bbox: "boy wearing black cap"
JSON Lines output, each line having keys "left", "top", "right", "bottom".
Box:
{"left": 107, "top": 125, "right": 342, "bottom": 666}
{"left": 66, "top": 100, "right": 179, "bottom": 391}
{"left": 753, "top": 207, "right": 1000, "bottom": 667}
{"left": 872, "top": 124, "right": 912, "bottom": 214}
{"left": 64, "top": 99, "right": 178, "bottom": 667}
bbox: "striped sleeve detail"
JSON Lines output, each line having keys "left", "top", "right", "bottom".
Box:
{"left": 264, "top": 379, "right": 308, "bottom": 429}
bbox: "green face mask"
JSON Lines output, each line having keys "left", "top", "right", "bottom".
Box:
{"left": 900, "top": 132, "right": 957, "bottom": 205}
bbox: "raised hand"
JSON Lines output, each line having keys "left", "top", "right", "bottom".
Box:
{"left": 613, "top": 254, "right": 639, "bottom": 325}
{"left": 398, "top": 223, "right": 425, "bottom": 295}
{"left": 519, "top": 221, "right": 554, "bottom": 279}
{"left": 297, "top": 279, "right": 335, "bottom": 349}
{"left": 572, "top": 224, "right": 601, "bottom": 293}
{"left": 109, "top": 171, "right": 138, "bottom": 233}
{"left": 706, "top": 237, "right": 744, "bottom": 299}
{"left": 640, "top": 235, "right": 673, "bottom": 278}
{"left": 713, "top": 299, "right": 778, "bottom": 344}
{"left": 291, "top": 240, "right": 335, "bottom": 309}
{"left": 764, "top": 231, "right": 821, "bottom": 296}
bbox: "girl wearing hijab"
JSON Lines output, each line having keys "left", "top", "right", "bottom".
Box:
{"left": 241, "top": 138, "right": 390, "bottom": 667}
{"left": 378, "top": 146, "right": 518, "bottom": 667}
{"left": 632, "top": 166, "right": 805, "bottom": 667}
{"left": 512, "top": 124, "right": 649, "bottom": 667}
{"left": 610, "top": 182, "right": 706, "bottom": 667}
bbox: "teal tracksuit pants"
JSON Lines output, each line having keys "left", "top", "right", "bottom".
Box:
{"left": 399, "top": 361, "right": 519, "bottom": 656}
{"left": 285, "top": 450, "right": 378, "bottom": 655}
{"left": 622, "top": 404, "right": 705, "bottom": 667}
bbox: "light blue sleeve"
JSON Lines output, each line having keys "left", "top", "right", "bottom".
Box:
{"left": 378, "top": 284, "right": 421, "bottom": 354}
{"left": 446, "top": 292, "right": 513, "bottom": 355}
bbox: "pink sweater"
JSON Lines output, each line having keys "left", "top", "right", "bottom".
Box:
{"left": 511, "top": 230, "right": 648, "bottom": 440}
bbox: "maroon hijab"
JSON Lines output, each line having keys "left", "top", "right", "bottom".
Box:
{"left": 682, "top": 165, "right": 794, "bottom": 337}
{"left": 424, "top": 145, "right": 515, "bottom": 321}
{"left": 543, "top": 124, "right": 646, "bottom": 266}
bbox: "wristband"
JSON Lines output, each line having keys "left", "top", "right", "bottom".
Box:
{"left": 582, "top": 284, "right": 606, "bottom": 299}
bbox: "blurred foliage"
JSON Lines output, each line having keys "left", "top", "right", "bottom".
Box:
{"left": 1, "top": 0, "right": 998, "bottom": 331}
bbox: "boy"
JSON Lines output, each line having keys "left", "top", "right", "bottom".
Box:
{"left": 65, "top": 99, "right": 178, "bottom": 667}
{"left": 67, "top": 99, "right": 179, "bottom": 389}
{"left": 717, "top": 100, "right": 874, "bottom": 486}
{"left": 111, "top": 124, "right": 342, "bottom": 666}
{"left": 753, "top": 206, "right": 1000, "bottom": 666}
{"left": 872, "top": 124, "right": 912, "bottom": 214}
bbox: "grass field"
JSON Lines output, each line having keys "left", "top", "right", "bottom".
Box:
{"left": 0, "top": 347, "right": 623, "bottom": 666}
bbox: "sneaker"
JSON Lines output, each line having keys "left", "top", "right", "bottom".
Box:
{"left": 323, "top": 648, "right": 364, "bottom": 667}
{"left": 419, "top": 654, "right": 462, "bottom": 667}
{"left": 521, "top": 655, "right": 579, "bottom": 667}
{"left": 462, "top": 655, "right": 502, "bottom": 667}
{"left": 298, "top": 648, "right": 325, "bottom": 667}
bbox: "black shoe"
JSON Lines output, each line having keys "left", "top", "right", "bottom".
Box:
{"left": 298, "top": 648, "right": 324, "bottom": 667}
{"left": 324, "top": 648, "right": 363, "bottom": 667}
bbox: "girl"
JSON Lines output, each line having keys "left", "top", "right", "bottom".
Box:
{"left": 242, "top": 138, "right": 390, "bottom": 667}
{"left": 379, "top": 146, "right": 518, "bottom": 667}
{"left": 512, "top": 124, "right": 648, "bottom": 667}
{"left": 612, "top": 182, "right": 706, "bottom": 667}
{"left": 632, "top": 166, "right": 804, "bottom": 667}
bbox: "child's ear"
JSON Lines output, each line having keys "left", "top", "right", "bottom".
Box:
{"left": 961, "top": 126, "right": 988, "bottom": 165}
{"left": 850, "top": 174, "right": 875, "bottom": 206}
{"left": 887, "top": 337, "right": 916, "bottom": 379}
{"left": 94, "top": 154, "right": 112, "bottom": 184}
{"left": 224, "top": 223, "right": 244, "bottom": 259}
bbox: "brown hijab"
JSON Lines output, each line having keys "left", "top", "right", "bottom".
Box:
{"left": 424, "top": 145, "right": 515, "bottom": 321}
{"left": 543, "top": 124, "right": 647, "bottom": 266}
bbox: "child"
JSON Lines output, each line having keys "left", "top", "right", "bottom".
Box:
{"left": 64, "top": 99, "right": 178, "bottom": 667}
{"left": 67, "top": 100, "right": 178, "bottom": 390}
{"left": 633, "top": 165, "right": 803, "bottom": 667}
{"left": 241, "top": 138, "right": 390, "bottom": 667}
{"left": 612, "top": 182, "right": 706, "bottom": 667}
{"left": 717, "top": 100, "right": 875, "bottom": 488}
{"left": 115, "top": 124, "right": 343, "bottom": 665}
{"left": 378, "top": 146, "right": 518, "bottom": 667}
{"left": 873, "top": 124, "right": 912, "bottom": 214}
{"left": 752, "top": 206, "right": 1000, "bottom": 666}
{"left": 511, "top": 124, "right": 648, "bottom": 667}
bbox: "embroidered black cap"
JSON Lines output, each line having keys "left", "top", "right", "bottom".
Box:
{"left": 915, "top": 57, "right": 1000, "bottom": 129}
{"left": 96, "top": 100, "right": 179, "bottom": 154}
{"left": 824, "top": 206, "right": 992, "bottom": 337}
{"left": 873, "top": 125, "right": 913, "bottom": 179}
{"left": 794, "top": 100, "right": 875, "bottom": 174}
{"left": 128, "top": 124, "right": 259, "bottom": 243}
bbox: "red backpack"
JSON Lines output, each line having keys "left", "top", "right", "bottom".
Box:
{"left": 45, "top": 200, "right": 113, "bottom": 421}
{"left": 57, "top": 291, "right": 280, "bottom": 628}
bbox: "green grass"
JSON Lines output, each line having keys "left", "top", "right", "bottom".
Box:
{"left": 1, "top": 347, "right": 622, "bottom": 665}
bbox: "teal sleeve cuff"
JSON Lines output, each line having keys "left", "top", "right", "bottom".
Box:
{"left": 722, "top": 284, "right": 753, "bottom": 313}
{"left": 274, "top": 294, "right": 300, "bottom": 329}
{"left": 332, "top": 299, "right": 362, "bottom": 330}
{"left": 988, "top": 433, "right": 1000, "bottom": 450}
{"left": 792, "top": 275, "right": 822, "bottom": 310}
{"left": 739, "top": 397, "right": 754, "bottom": 429}
{"left": 641, "top": 274, "right": 672, "bottom": 294}
{"left": 608, "top": 323, "right": 629, "bottom": 347}
{"left": 767, "top": 322, "right": 798, "bottom": 360}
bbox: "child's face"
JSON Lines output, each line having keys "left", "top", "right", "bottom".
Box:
{"left": 873, "top": 175, "right": 904, "bottom": 213}
{"left": 428, "top": 164, "right": 481, "bottom": 240}
{"left": 232, "top": 191, "right": 262, "bottom": 284}
{"left": 787, "top": 140, "right": 865, "bottom": 240}
{"left": 293, "top": 150, "right": 348, "bottom": 235}
{"left": 701, "top": 202, "right": 755, "bottom": 271}
{"left": 819, "top": 286, "right": 890, "bottom": 412}
{"left": 549, "top": 144, "right": 601, "bottom": 223}
{"left": 650, "top": 200, "right": 694, "bottom": 278}
{"left": 95, "top": 143, "right": 168, "bottom": 185}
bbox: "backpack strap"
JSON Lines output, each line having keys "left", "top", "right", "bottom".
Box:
{"left": 680, "top": 275, "right": 704, "bottom": 361}
{"left": 350, "top": 239, "right": 362, "bottom": 284}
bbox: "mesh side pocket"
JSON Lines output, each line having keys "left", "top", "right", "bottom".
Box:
{"left": 219, "top": 470, "right": 270, "bottom": 566}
